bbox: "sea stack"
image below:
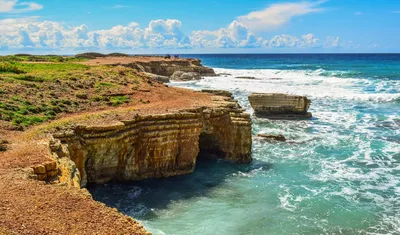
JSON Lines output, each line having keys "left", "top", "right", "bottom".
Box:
{"left": 248, "top": 93, "right": 312, "bottom": 119}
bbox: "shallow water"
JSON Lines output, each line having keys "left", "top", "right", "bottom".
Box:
{"left": 89, "top": 54, "right": 400, "bottom": 235}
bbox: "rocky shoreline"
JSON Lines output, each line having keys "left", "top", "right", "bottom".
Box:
{"left": 0, "top": 55, "right": 313, "bottom": 234}
{"left": 0, "top": 55, "right": 248, "bottom": 234}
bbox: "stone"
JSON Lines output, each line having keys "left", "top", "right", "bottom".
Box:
{"left": 44, "top": 161, "right": 57, "bottom": 171}
{"left": 143, "top": 72, "right": 170, "bottom": 83}
{"left": 32, "top": 165, "right": 46, "bottom": 174}
{"left": 37, "top": 174, "right": 47, "bottom": 181}
{"left": 171, "top": 71, "right": 201, "bottom": 81}
{"left": 47, "top": 170, "right": 58, "bottom": 178}
{"left": 248, "top": 93, "right": 312, "bottom": 119}
{"left": 201, "top": 90, "right": 232, "bottom": 98}
{"left": 257, "top": 134, "right": 286, "bottom": 142}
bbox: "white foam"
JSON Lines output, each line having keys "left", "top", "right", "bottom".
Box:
{"left": 170, "top": 68, "right": 400, "bottom": 102}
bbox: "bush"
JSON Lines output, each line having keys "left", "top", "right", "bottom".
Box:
{"left": 0, "top": 62, "right": 25, "bottom": 74}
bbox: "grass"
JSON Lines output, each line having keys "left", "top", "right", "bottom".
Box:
{"left": 110, "top": 96, "right": 130, "bottom": 106}
{"left": 0, "top": 62, "right": 25, "bottom": 74}
{"left": 0, "top": 55, "right": 148, "bottom": 129}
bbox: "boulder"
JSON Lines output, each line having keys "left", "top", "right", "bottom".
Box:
{"left": 171, "top": 71, "right": 201, "bottom": 81}
{"left": 257, "top": 134, "right": 286, "bottom": 142}
{"left": 143, "top": 72, "right": 170, "bottom": 83}
{"left": 248, "top": 93, "right": 312, "bottom": 119}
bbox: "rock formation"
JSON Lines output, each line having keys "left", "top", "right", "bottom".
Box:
{"left": 43, "top": 91, "right": 252, "bottom": 187}
{"left": 171, "top": 71, "right": 201, "bottom": 81}
{"left": 125, "top": 59, "right": 216, "bottom": 78}
{"left": 248, "top": 93, "right": 312, "bottom": 119}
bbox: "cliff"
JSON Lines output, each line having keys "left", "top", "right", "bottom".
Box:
{"left": 44, "top": 91, "right": 251, "bottom": 187}
{"left": 0, "top": 55, "right": 251, "bottom": 234}
{"left": 82, "top": 56, "right": 216, "bottom": 79}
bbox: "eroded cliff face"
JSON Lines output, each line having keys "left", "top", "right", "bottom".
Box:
{"left": 125, "top": 59, "right": 216, "bottom": 77}
{"left": 48, "top": 92, "right": 251, "bottom": 187}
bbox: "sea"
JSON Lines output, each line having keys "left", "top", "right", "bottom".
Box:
{"left": 88, "top": 54, "right": 400, "bottom": 235}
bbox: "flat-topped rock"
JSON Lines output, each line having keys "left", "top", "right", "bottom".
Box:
{"left": 248, "top": 93, "right": 312, "bottom": 119}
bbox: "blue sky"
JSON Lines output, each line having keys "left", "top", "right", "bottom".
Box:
{"left": 0, "top": 0, "right": 400, "bottom": 53}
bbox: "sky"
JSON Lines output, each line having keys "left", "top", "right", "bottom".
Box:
{"left": 0, "top": 0, "right": 400, "bottom": 54}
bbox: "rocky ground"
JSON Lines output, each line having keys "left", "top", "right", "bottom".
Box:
{"left": 0, "top": 55, "right": 219, "bottom": 234}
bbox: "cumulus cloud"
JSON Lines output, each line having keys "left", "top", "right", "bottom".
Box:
{"left": 190, "top": 21, "right": 262, "bottom": 48}
{"left": 0, "top": 0, "right": 43, "bottom": 13}
{"left": 0, "top": 18, "right": 191, "bottom": 50}
{"left": 237, "top": 1, "right": 325, "bottom": 32}
{"left": 0, "top": 17, "right": 348, "bottom": 51}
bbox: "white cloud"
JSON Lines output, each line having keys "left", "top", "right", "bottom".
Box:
{"left": 0, "top": 0, "right": 42, "bottom": 13}
{"left": 0, "top": 17, "right": 350, "bottom": 51}
{"left": 354, "top": 12, "right": 363, "bottom": 15}
{"left": 190, "top": 21, "right": 262, "bottom": 48}
{"left": 237, "top": 1, "right": 325, "bottom": 32}
{"left": 324, "top": 36, "right": 340, "bottom": 48}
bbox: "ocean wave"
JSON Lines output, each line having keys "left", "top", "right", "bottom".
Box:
{"left": 183, "top": 68, "right": 400, "bottom": 103}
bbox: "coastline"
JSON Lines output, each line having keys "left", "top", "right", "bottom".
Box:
{"left": 0, "top": 55, "right": 250, "bottom": 234}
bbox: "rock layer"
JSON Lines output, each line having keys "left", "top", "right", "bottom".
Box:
{"left": 49, "top": 92, "right": 251, "bottom": 187}
{"left": 249, "top": 93, "right": 312, "bottom": 119}
{"left": 126, "top": 59, "right": 216, "bottom": 77}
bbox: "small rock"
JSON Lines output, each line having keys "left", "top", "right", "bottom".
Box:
{"left": 236, "top": 76, "right": 257, "bottom": 80}
{"left": 257, "top": 134, "right": 286, "bottom": 142}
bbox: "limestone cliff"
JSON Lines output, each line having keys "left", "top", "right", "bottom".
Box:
{"left": 125, "top": 59, "right": 216, "bottom": 77}
{"left": 44, "top": 91, "right": 251, "bottom": 187}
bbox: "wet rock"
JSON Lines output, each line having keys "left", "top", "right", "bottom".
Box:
{"left": 236, "top": 76, "right": 257, "bottom": 80}
{"left": 218, "top": 73, "right": 232, "bottom": 76}
{"left": 248, "top": 93, "right": 312, "bottom": 119}
{"left": 257, "top": 134, "right": 286, "bottom": 142}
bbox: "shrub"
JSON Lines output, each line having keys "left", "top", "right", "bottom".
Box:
{"left": 0, "top": 62, "right": 25, "bottom": 74}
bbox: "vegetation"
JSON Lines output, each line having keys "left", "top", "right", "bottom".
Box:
{"left": 0, "top": 55, "right": 149, "bottom": 130}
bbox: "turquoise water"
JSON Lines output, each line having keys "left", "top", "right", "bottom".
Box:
{"left": 89, "top": 54, "right": 400, "bottom": 235}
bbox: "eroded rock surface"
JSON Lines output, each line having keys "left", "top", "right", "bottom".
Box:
{"left": 249, "top": 93, "right": 312, "bottom": 119}
{"left": 171, "top": 71, "right": 201, "bottom": 81}
{"left": 49, "top": 92, "right": 251, "bottom": 187}
{"left": 126, "top": 59, "right": 215, "bottom": 77}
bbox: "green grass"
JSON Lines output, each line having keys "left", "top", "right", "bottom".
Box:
{"left": 0, "top": 62, "right": 25, "bottom": 74}
{"left": 110, "top": 96, "right": 130, "bottom": 106}
{"left": 95, "top": 82, "right": 117, "bottom": 90}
